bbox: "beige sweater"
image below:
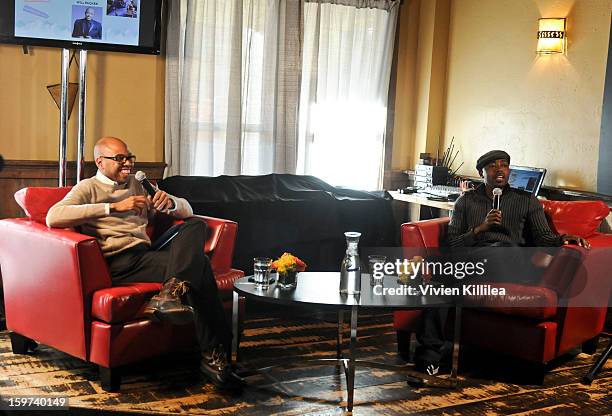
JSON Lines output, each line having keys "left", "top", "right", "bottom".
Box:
{"left": 46, "top": 173, "right": 193, "bottom": 257}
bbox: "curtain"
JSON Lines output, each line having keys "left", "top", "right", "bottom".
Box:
{"left": 304, "top": 0, "right": 397, "bottom": 10}
{"left": 165, "top": 0, "right": 398, "bottom": 189}
{"left": 165, "top": 0, "right": 302, "bottom": 177}
{"left": 297, "top": 0, "right": 399, "bottom": 190}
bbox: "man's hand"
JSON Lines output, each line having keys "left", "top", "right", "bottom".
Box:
{"left": 110, "top": 196, "right": 148, "bottom": 216}
{"left": 561, "top": 234, "right": 591, "bottom": 249}
{"left": 149, "top": 190, "right": 175, "bottom": 211}
{"left": 474, "top": 209, "right": 502, "bottom": 235}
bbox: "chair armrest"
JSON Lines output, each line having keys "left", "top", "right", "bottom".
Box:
{"left": 585, "top": 232, "right": 612, "bottom": 248}
{"left": 0, "top": 219, "right": 112, "bottom": 360}
{"left": 189, "top": 215, "right": 238, "bottom": 273}
{"left": 140, "top": 212, "right": 240, "bottom": 275}
{"left": 538, "top": 246, "right": 586, "bottom": 295}
{"left": 546, "top": 236, "right": 612, "bottom": 354}
{"left": 541, "top": 233, "right": 612, "bottom": 303}
{"left": 556, "top": 244, "right": 612, "bottom": 354}
{"left": 401, "top": 217, "right": 450, "bottom": 249}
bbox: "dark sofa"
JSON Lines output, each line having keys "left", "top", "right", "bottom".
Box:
{"left": 158, "top": 174, "right": 397, "bottom": 274}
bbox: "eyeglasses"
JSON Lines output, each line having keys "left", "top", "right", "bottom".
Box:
{"left": 100, "top": 154, "right": 136, "bottom": 163}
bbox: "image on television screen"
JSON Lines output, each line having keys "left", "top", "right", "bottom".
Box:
{"left": 71, "top": 5, "right": 103, "bottom": 40}
{"left": 106, "top": 0, "right": 139, "bottom": 19}
{"left": 14, "top": 0, "right": 140, "bottom": 46}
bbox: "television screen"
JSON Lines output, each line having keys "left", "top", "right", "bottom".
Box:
{"left": 0, "top": 0, "right": 162, "bottom": 54}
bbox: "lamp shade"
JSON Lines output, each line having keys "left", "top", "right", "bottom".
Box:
{"left": 537, "top": 18, "right": 566, "bottom": 54}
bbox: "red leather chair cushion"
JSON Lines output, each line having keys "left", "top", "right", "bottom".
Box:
{"left": 91, "top": 269, "right": 244, "bottom": 323}
{"left": 540, "top": 200, "right": 609, "bottom": 238}
{"left": 91, "top": 283, "right": 162, "bottom": 324}
{"left": 14, "top": 187, "right": 72, "bottom": 224}
{"left": 393, "top": 310, "right": 422, "bottom": 331}
{"left": 464, "top": 282, "right": 558, "bottom": 320}
{"left": 460, "top": 309, "right": 558, "bottom": 363}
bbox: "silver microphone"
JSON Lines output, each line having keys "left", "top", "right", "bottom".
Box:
{"left": 135, "top": 171, "right": 157, "bottom": 197}
{"left": 492, "top": 187, "right": 502, "bottom": 210}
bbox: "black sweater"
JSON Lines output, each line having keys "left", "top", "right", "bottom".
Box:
{"left": 447, "top": 184, "right": 562, "bottom": 247}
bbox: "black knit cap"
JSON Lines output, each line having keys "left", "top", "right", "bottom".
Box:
{"left": 476, "top": 150, "right": 510, "bottom": 172}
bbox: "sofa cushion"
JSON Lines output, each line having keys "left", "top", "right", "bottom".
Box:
{"left": 540, "top": 200, "right": 609, "bottom": 238}
{"left": 14, "top": 187, "right": 72, "bottom": 224}
{"left": 91, "top": 283, "right": 162, "bottom": 324}
{"left": 464, "top": 282, "right": 558, "bottom": 320}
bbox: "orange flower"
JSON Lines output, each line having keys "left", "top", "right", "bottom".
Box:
{"left": 271, "top": 252, "right": 307, "bottom": 274}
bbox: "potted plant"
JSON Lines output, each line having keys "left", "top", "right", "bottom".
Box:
{"left": 271, "top": 252, "right": 307, "bottom": 289}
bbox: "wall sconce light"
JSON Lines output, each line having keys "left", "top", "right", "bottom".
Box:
{"left": 537, "top": 18, "right": 566, "bottom": 54}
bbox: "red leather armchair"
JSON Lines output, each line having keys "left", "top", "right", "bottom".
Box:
{"left": 0, "top": 187, "right": 244, "bottom": 391}
{"left": 394, "top": 199, "right": 612, "bottom": 381}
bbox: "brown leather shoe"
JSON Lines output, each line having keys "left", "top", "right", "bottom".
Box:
{"left": 143, "top": 277, "right": 194, "bottom": 325}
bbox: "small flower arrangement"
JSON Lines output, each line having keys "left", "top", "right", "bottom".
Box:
{"left": 271, "top": 252, "right": 307, "bottom": 275}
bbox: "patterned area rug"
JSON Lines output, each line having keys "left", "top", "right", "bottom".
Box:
{"left": 0, "top": 310, "right": 610, "bottom": 415}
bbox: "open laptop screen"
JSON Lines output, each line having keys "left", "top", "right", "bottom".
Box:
{"left": 508, "top": 165, "right": 547, "bottom": 196}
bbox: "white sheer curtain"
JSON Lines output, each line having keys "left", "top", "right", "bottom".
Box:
{"left": 297, "top": 0, "right": 398, "bottom": 190}
{"left": 165, "top": 0, "right": 398, "bottom": 189}
{"left": 165, "top": 0, "right": 302, "bottom": 176}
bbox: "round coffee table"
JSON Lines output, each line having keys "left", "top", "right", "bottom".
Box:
{"left": 232, "top": 271, "right": 461, "bottom": 411}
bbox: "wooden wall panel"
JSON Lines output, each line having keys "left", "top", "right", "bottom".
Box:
{"left": 0, "top": 160, "right": 166, "bottom": 219}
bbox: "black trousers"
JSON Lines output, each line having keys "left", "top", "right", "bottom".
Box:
{"left": 106, "top": 219, "right": 232, "bottom": 352}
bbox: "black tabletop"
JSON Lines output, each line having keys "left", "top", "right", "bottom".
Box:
{"left": 233, "top": 272, "right": 450, "bottom": 309}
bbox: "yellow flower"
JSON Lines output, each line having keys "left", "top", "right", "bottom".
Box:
{"left": 271, "top": 252, "right": 307, "bottom": 274}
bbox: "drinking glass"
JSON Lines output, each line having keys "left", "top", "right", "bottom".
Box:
{"left": 253, "top": 257, "right": 272, "bottom": 289}
{"left": 368, "top": 255, "right": 387, "bottom": 286}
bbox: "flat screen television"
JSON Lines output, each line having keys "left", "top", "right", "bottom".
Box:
{"left": 508, "top": 165, "right": 547, "bottom": 196}
{"left": 0, "top": 0, "right": 162, "bottom": 54}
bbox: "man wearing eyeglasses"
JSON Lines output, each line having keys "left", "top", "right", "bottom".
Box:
{"left": 46, "top": 137, "right": 240, "bottom": 390}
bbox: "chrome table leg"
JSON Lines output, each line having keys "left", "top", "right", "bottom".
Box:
{"left": 232, "top": 291, "right": 241, "bottom": 363}
{"left": 337, "top": 309, "right": 344, "bottom": 359}
{"left": 450, "top": 304, "right": 461, "bottom": 383}
{"left": 346, "top": 305, "right": 358, "bottom": 411}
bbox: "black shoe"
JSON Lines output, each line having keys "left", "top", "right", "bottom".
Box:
{"left": 414, "top": 341, "right": 452, "bottom": 375}
{"left": 415, "top": 357, "right": 441, "bottom": 375}
{"left": 200, "top": 347, "right": 244, "bottom": 390}
{"left": 143, "top": 277, "right": 194, "bottom": 325}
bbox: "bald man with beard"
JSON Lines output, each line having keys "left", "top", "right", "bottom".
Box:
{"left": 47, "top": 137, "right": 241, "bottom": 389}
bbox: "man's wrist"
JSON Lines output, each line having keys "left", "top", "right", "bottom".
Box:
{"left": 166, "top": 196, "right": 177, "bottom": 212}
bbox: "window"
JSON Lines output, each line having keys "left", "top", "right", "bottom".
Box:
{"left": 297, "top": 2, "right": 397, "bottom": 190}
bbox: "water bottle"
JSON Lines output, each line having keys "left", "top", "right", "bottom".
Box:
{"left": 339, "top": 232, "right": 361, "bottom": 295}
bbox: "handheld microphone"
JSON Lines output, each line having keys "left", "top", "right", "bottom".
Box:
{"left": 135, "top": 171, "right": 157, "bottom": 197}
{"left": 492, "top": 187, "right": 502, "bottom": 210}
